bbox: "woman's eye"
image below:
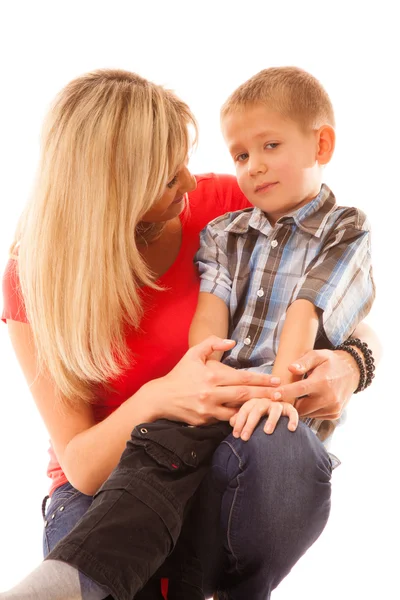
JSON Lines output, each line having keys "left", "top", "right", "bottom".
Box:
{"left": 167, "top": 175, "right": 179, "bottom": 189}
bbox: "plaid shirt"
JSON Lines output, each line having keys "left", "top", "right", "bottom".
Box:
{"left": 195, "top": 184, "right": 375, "bottom": 444}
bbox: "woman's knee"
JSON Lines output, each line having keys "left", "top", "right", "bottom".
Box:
{"left": 42, "top": 482, "right": 93, "bottom": 556}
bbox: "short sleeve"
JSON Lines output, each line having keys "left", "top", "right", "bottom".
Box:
{"left": 293, "top": 209, "right": 375, "bottom": 346}
{"left": 195, "top": 218, "right": 233, "bottom": 305}
{"left": 2, "top": 258, "right": 29, "bottom": 323}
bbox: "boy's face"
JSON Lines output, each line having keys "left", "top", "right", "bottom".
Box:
{"left": 222, "top": 104, "right": 323, "bottom": 223}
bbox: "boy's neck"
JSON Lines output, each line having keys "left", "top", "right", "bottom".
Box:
{"left": 262, "top": 185, "right": 323, "bottom": 227}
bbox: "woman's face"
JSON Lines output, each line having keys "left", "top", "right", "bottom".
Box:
{"left": 141, "top": 164, "right": 197, "bottom": 223}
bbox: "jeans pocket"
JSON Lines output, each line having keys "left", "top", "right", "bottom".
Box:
{"left": 128, "top": 420, "right": 230, "bottom": 472}
{"left": 43, "top": 483, "right": 93, "bottom": 557}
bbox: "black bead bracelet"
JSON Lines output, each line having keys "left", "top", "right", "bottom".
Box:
{"left": 335, "top": 337, "right": 375, "bottom": 393}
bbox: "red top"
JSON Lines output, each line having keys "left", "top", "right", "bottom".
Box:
{"left": 2, "top": 173, "right": 248, "bottom": 496}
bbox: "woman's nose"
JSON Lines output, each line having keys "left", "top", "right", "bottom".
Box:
{"left": 180, "top": 167, "right": 197, "bottom": 193}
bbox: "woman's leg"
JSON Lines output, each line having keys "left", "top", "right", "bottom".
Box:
{"left": 188, "top": 417, "right": 332, "bottom": 600}
{"left": 0, "top": 483, "right": 111, "bottom": 600}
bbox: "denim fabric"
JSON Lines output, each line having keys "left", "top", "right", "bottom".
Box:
{"left": 44, "top": 418, "right": 332, "bottom": 600}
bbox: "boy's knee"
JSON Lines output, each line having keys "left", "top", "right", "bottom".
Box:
{"left": 213, "top": 417, "right": 332, "bottom": 487}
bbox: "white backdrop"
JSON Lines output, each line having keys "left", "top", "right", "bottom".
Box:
{"left": 0, "top": 1, "right": 398, "bottom": 598}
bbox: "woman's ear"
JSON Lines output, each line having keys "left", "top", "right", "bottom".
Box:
{"left": 316, "top": 125, "right": 335, "bottom": 166}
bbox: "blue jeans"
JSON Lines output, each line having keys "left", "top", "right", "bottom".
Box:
{"left": 42, "top": 419, "right": 332, "bottom": 599}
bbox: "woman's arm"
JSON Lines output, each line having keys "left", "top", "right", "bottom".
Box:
{"left": 278, "top": 321, "right": 382, "bottom": 418}
{"left": 8, "top": 322, "right": 281, "bottom": 496}
{"left": 7, "top": 320, "right": 161, "bottom": 496}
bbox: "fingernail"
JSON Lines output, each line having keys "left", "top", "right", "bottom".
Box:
{"left": 233, "top": 430, "right": 240, "bottom": 438}
{"left": 289, "top": 424, "right": 297, "bottom": 431}
{"left": 223, "top": 339, "right": 233, "bottom": 344}
{"left": 270, "top": 377, "right": 280, "bottom": 384}
{"left": 274, "top": 392, "right": 282, "bottom": 400}
{"left": 241, "top": 432, "right": 249, "bottom": 441}
{"left": 292, "top": 363, "right": 304, "bottom": 371}
{"left": 265, "top": 425, "right": 273, "bottom": 434}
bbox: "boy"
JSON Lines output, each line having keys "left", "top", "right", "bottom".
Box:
{"left": 190, "top": 66, "right": 375, "bottom": 443}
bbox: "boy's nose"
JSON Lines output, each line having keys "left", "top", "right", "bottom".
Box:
{"left": 247, "top": 159, "right": 267, "bottom": 177}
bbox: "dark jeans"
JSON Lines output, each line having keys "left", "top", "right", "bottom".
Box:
{"left": 45, "top": 418, "right": 332, "bottom": 599}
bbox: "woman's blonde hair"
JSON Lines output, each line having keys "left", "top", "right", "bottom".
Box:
{"left": 12, "top": 68, "right": 197, "bottom": 405}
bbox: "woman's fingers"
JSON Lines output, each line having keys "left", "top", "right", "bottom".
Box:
{"left": 207, "top": 360, "right": 281, "bottom": 388}
{"left": 189, "top": 336, "right": 236, "bottom": 363}
{"left": 287, "top": 349, "right": 330, "bottom": 375}
{"left": 214, "top": 406, "right": 239, "bottom": 422}
{"left": 215, "top": 385, "right": 282, "bottom": 407}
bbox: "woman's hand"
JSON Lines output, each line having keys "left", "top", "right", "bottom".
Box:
{"left": 146, "top": 337, "right": 282, "bottom": 426}
{"left": 278, "top": 348, "right": 361, "bottom": 419}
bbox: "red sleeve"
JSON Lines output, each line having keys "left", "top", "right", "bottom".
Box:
{"left": 1, "top": 258, "right": 29, "bottom": 323}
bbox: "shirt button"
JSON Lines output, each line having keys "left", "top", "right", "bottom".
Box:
{"left": 271, "top": 240, "right": 278, "bottom": 248}
{"left": 257, "top": 288, "right": 264, "bottom": 297}
{"left": 244, "top": 337, "right": 251, "bottom": 345}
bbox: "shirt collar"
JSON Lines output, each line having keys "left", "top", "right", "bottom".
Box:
{"left": 225, "top": 184, "right": 337, "bottom": 238}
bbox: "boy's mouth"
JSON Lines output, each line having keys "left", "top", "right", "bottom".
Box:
{"left": 254, "top": 182, "right": 278, "bottom": 193}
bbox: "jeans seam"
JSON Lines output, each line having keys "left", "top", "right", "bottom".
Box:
{"left": 222, "top": 440, "right": 245, "bottom": 575}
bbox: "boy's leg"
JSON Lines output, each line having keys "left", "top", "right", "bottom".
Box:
{"left": 211, "top": 418, "right": 332, "bottom": 599}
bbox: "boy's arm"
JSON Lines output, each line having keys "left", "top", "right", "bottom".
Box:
{"left": 272, "top": 299, "right": 319, "bottom": 387}
{"left": 189, "top": 292, "right": 229, "bottom": 361}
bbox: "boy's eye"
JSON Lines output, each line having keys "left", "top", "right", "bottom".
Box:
{"left": 167, "top": 174, "right": 179, "bottom": 189}
{"left": 265, "top": 143, "right": 279, "bottom": 149}
{"left": 235, "top": 153, "right": 248, "bottom": 162}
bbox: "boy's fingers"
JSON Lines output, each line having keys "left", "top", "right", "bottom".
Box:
{"left": 282, "top": 403, "right": 299, "bottom": 431}
{"left": 263, "top": 403, "right": 283, "bottom": 435}
{"left": 241, "top": 406, "right": 265, "bottom": 440}
{"left": 240, "top": 398, "right": 275, "bottom": 442}
{"left": 232, "top": 404, "right": 252, "bottom": 438}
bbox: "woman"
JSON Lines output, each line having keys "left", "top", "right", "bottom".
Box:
{"left": 1, "top": 69, "right": 379, "bottom": 599}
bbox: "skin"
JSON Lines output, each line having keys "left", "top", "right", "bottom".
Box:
{"left": 207, "top": 103, "right": 337, "bottom": 439}
{"left": 6, "top": 153, "right": 379, "bottom": 496}
{"left": 222, "top": 103, "right": 335, "bottom": 225}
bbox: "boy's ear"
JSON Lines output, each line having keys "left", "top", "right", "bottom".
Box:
{"left": 315, "top": 125, "right": 335, "bottom": 165}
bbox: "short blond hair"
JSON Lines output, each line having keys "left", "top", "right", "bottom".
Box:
{"left": 13, "top": 69, "right": 197, "bottom": 405}
{"left": 221, "top": 66, "right": 335, "bottom": 131}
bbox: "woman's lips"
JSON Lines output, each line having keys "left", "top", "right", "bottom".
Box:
{"left": 254, "top": 182, "right": 278, "bottom": 193}
{"left": 171, "top": 194, "right": 184, "bottom": 204}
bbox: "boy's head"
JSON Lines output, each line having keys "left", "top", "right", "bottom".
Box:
{"left": 221, "top": 67, "right": 336, "bottom": 223}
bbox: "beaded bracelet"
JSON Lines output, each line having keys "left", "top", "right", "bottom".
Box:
{"left": 342, "top": 337, "right": 376, "bottom": 389}
{"left": 335, "top": 337, "right": 375, "bottom": 393}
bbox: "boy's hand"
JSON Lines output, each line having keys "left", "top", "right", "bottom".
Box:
{"left": 229, "top": 398, "right": 298, "bottom": 441}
